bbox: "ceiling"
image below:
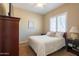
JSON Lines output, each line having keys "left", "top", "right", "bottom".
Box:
{"left": 13, "top": 3, "right": 64, "bottom": 15}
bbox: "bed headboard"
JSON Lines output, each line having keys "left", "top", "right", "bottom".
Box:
{"left": 63, "top": 32, "right": 67, "bottom": 39}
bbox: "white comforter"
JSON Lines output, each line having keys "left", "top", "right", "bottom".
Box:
{"left": 29, "top": 35, "right": 65, "bottom": 56}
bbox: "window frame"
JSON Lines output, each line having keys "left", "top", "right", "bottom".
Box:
{"left": 28, "top": 18, "right": 35, "bottom": 32}
{"left": 49, "top": 12, "right": 68, "bottom": 32}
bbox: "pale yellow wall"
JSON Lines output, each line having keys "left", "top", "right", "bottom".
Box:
{"left": 0, "top": 3, "right": 43, "bottom": 42}
{"left": 12, "top": 7, "right": 43, "bottom": 41}
{"left": 1, "top": 3, "right": 79, "bottom": 42}
{"left": 43, "top": 3, "right": 79, "bottom": 33}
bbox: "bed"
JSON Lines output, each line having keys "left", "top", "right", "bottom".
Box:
{"left": 29, "top": 33, "right": 66, "bottom": 56}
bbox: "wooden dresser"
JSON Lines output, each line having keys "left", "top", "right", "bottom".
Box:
{"left": 0, "top": 15, "right": 20, "bottom": 56}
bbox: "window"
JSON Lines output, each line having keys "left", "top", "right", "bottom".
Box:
{"left": 28, "top": 18, "right": 35, "bottom": 32}
{"left": 50, "top": 17, "right": 57, "bottom": 32}
{"left": 50, "top": 12, "right": 67, "bottom": 32}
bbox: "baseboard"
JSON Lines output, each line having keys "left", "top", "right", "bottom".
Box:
{"left": 19, "top": 40, "right": 28, "bottom": 44}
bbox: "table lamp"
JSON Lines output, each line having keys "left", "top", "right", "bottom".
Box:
{"left": 69, "top": 26, "right": 79, "bottom": 40}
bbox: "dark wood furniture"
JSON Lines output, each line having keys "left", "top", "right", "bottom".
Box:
{"left": 41, "top": 33, "right": 46, "bottom": 35}
{"left": 0, "top": 15, "right": 20, "bottom": 56}
{"left": 65, "top": 38, "right": 79, "bottom": 56}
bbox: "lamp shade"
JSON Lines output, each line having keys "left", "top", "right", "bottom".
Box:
{"left": 70, "top": 26, "right": 79, "bottom": 33}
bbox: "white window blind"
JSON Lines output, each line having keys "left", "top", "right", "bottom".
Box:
{"left": 28, "top": 19, "right": 35, "bottom": 32}
{"left": 50, "top": 12, "right": 67, "bottom": 32}
{"left": 50, "top": 17, "right": 56, "bottom": 32}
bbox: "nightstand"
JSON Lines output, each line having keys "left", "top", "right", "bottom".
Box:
{"left": 65, "top": 38, "right": 79, "bottom": 55}
{"left": 41, "top": 33, "right": 45, "bottom": 35}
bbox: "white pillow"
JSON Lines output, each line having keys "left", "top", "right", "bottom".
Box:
{"left": 55, "top": 32, "right": 64, "bottom": 38}
{"left": 46, "top": 32, "right": 55, "bottom": 37}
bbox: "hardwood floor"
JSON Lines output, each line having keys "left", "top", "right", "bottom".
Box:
{"left": 19, "top": 43, "right": 76, "bottom": 56}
